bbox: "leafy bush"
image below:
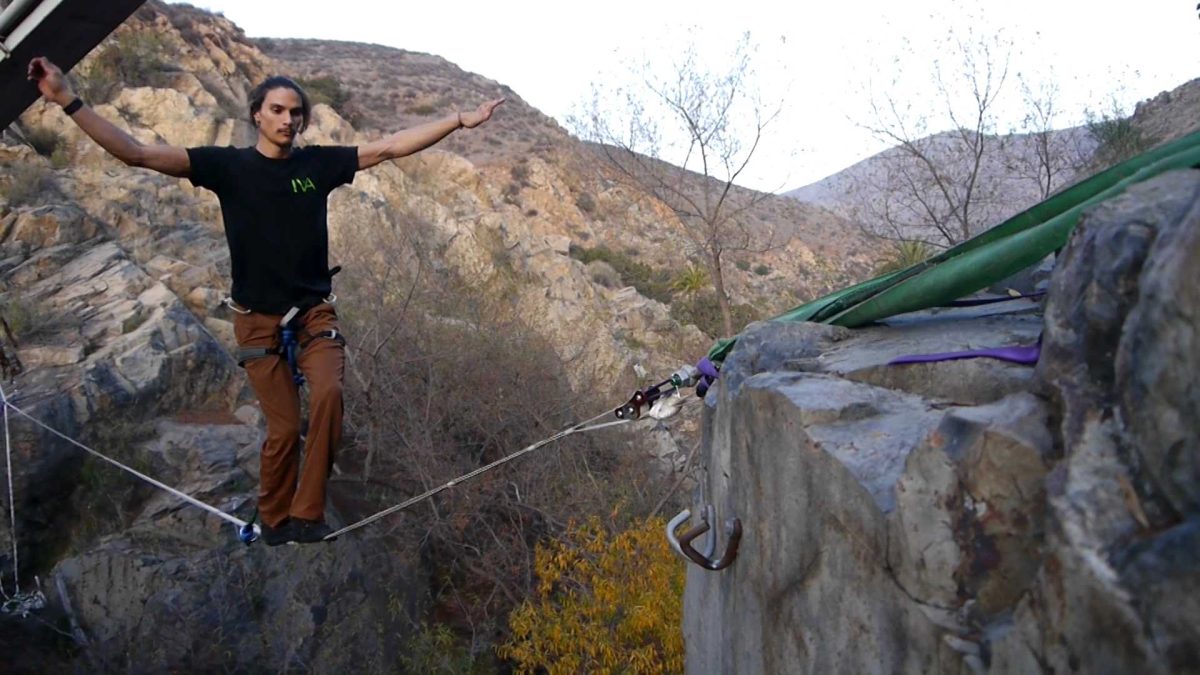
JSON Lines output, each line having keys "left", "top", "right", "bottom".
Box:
{"left": 50, "top": 147, "right": 71, "bottom": 169}
{"left": 296, "top": 75, "right": 353, "bottom": 122}
{"left": 574, "top": 191, "right": 596, "bottom": 214}
{"left": 734, "top": 259, "right": 751, "bottom": 272}
{"left": 671, "top": 291, "right": 759, "bottom": 338}
{"left": 0, "top": 292, "right": 82, "bottom": 343}
{"left": 67, "top": 415, "right": 157, "bottom": 553}
{"left": 670, "top": 264, "right": 709, "bottom": 295}
{"left": 0, "top": 162, "right": 55, "bottom": 207}
{"left": 586, "top": 260, "right": 622, "bottom": 289}
{"left": 510, "top": 162, "right": 532, "bottom": 187}
{"left": 401, "top": 623, "right": 490, "bottom": 674}
{"left": 405, "top": 103, "right": 438, "bottom": 116}
{"left": 78, "top": 31, "right": 169, "bottom": 103}
{"left": 1085, "top": 99, "right": 1155, "bottom": 169}
{"left": 874, "top": 239, "right": 933, "bottom": 275}
{"left": 499, "top": 517, "right": 685, "bottom": 673}
{"left": 568, "top": 244, "right": 672, "bottom": 304}
{"left": 752, "top": 264, "right": 770, "bottom": 276}
{"left": 25, "top": 126, "right": 63, "bottom": 158}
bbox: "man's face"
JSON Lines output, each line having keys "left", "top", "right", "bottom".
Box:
{"left": 255, "top": 87, "right": 305, "bottom": 147}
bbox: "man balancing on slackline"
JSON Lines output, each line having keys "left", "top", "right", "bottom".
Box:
{"left": 28, "top": 56, "right": 505, "bottom": 545}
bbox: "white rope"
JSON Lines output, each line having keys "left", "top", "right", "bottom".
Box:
{"left": 326, "top": 410, "right": 632, "bottom": 540}
{"left": 1, "top": 397, "right": 252, "bottom": 531}
{"left": 1, "top": 381, "right": 20, "bottom": 598}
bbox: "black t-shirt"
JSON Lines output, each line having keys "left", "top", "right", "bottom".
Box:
{"left": 187, "top": 145, "right": 358, "bottom": 314}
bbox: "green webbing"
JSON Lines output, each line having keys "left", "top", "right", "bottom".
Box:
{"left": 706, "top": 128, "right": 1200, "bottom": 365}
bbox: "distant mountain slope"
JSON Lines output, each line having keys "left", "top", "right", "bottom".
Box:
{"left": 785, "top": 76, "right": 1200, "bottom": 227}
{"left": 785, "top": 127, "right": 1095, "bottom": 218}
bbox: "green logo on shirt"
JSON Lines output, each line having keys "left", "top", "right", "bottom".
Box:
{"left": 291, "top": 177, "right": 317, "bottom": 193}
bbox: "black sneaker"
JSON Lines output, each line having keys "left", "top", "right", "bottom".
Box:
{"left": 261, "top": 519, "right": 295, "bottom": 547}
{"left": 292, "top": 519, "right": 337, "bottom": 544}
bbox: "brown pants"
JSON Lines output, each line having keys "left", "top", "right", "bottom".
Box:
{"left": 233, "top": 303, "right": 344, "bottom": 527}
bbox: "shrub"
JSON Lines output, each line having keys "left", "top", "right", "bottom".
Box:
{"left": 406, "top": 103, "right": 438, "bottom": 116}
{"left": 874, "top": 239, "right": 933, "bottom": 275}
{"left": 333, "top": 218, "right": 669, "bottom": 654}
{"left": 510, "top": 162, "right": 532, "bottom": 187}
{"left": 68, "top": 415, "right": 157, "bottom": 552}
{"left": 671, "top": 291, "right": 759, "bottom": 338}
{"left": 498, "top": 517, "right": 685, "bottom": 673}
{"left": 78, "top": 31, "right": 168, "bottom": 103}
{"left": 1084, "top": 96, "right": 1156, "bottom": 170}
{"left": 753, "top": 264, "right": 771, "bottom": 276}
{"left": 25, "top": 126, "right": 63, "bottom": 158}
{"left": 50, "top": 147, "right": 71, "bottom": 169}
{"left": 568, "top": 244, "right": 672, "bottom": 304}
{"left": 574, "top": 191, "right": 596, "bottom": 214}
{"left": 586, "top": 260, "right": 622, "bottom": 289}
{"left": 401, "top": 623, "right": 489, "bottom": 674}
{"left": 734, "top": 259, "right": 750, "bottom": 272}
{"left": 296, "top": 76, "right": 352, "bottom": 117}
{"left": 1, "top": 292, "right": 81, "bottom": 342}
{"left": 0, "top": 162, "right": 55, "bottom": 207}
{"left": 670, "top": 264, "right": 709, "bottom": 295}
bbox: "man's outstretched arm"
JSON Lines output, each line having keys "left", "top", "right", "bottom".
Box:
{"left": 27, "top": 57, "right": 190, "bottom": 178}
{"left": 357, "top": 97, "right": 505, "bottom": 171}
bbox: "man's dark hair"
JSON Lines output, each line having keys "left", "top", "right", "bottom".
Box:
{"left": 248, "top": 76, "right": 312, "bottom": 132}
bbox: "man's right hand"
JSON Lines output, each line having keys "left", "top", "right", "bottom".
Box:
{"left": 27, "top": 56, "right": 74, "bottom": 107}
{"left": 23, "top": 55, "right": 191, "bottom": 177}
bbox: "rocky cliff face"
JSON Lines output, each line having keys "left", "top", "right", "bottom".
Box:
{"left": 684, "top": 170, "right": 1200, "bottom": 672}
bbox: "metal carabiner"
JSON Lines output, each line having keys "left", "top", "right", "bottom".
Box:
{"left": 677, "top": 516, "right": 743, "bottom": 571}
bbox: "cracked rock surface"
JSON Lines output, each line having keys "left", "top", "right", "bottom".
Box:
{"left": 684, "top": 170, "right": 1200, "bottom": 673}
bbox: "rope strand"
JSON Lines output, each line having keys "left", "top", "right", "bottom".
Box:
{"left": 1, "top": 398, "right": 251, "bottom": 531}
{"left": 325, "top": 411, "right": 630, "bottom": 540}
{"left": 1, "top": 382, "right": 20, "bottom": 598}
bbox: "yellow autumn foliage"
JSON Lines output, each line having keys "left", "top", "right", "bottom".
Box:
{"left": 498, "top": 516, "right": 686, "bottom": 674}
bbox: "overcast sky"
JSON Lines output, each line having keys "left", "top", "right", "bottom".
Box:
{"left": 172, "top": 0, "right": 1198, "bottom": 192}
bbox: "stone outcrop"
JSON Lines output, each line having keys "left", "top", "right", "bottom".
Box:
{"left": 0, "top": 200, "right": 426, "bottom": 671}
{"left": 684, "top": 170, "right": 1200, "bottom": 673}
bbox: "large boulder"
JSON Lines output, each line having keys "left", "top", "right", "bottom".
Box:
{"left": 684, "top": 315, "right": 1049, "bottom": 673}
{"left": 991, "top": 170, "right": 1200, "bottom": 673}
{"left": 1, "top": 228, "right": 242, "bottom": 585}
{"left": 684, "top": 170, "right": 1200, "bottom": 673}
{"left": 49, "top": 419, "right": 425, "bottom": 673}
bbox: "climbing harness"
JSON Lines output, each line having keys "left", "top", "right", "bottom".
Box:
{"left": 280, "top": 307, "right": 305, "bottom": 386}
{"left": 231, "top": 298, "right": 343, "bottom": 387}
